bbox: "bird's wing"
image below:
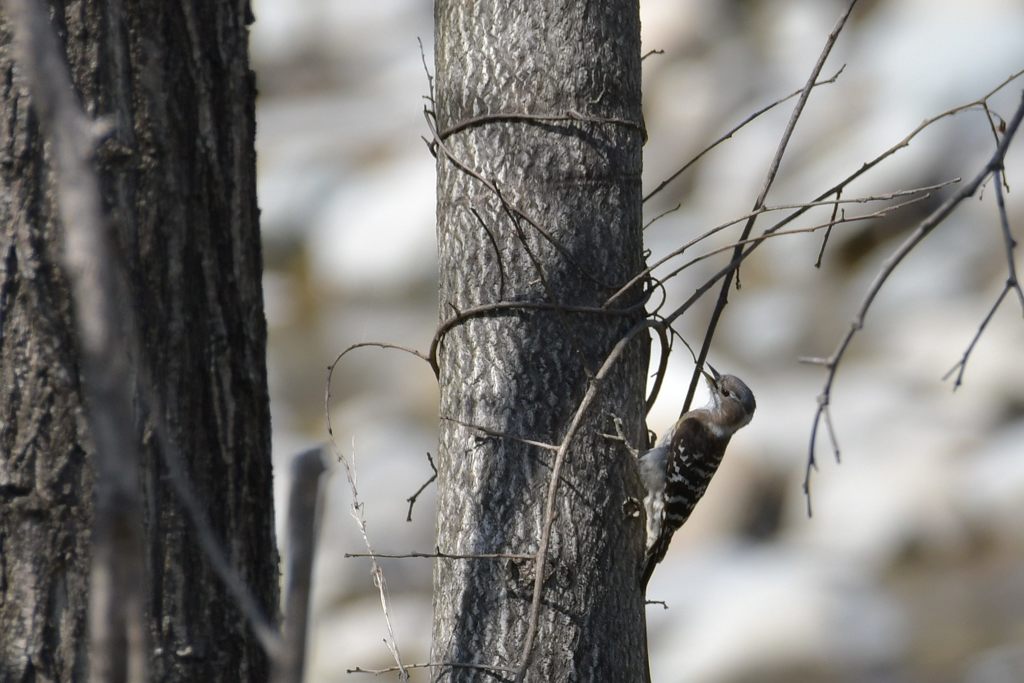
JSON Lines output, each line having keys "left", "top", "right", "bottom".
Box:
{"left": 637, "top": 443, "right": 668, "bottom": 493}
{"left": 663, "top": 416, "right": 724, "bottom": 530}
{"left": 638, "top": 443, "right": 669, "bottom": 551}
{"left": 643, "top": 417, "right": 726, "bottom": 589}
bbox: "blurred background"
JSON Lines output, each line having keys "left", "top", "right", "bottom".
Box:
{"left": 250, "top": 1, "right": 1024, "bottom": 681}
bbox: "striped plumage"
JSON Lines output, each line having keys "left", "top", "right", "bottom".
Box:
{"left": 639, "top": 370, "right": 755, "bottom": 589}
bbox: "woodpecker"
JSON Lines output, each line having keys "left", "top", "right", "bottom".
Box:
{"left": 639, "top": 366, "right": 755, "bottom": 589}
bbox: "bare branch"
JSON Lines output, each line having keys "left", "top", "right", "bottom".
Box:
{"left": 807, "top": 90, "right": 1024, "bottom": 510}
{"left": 941, "top": 165, "right": 1024, "bottom": 390}
{"left": 634, "top": 188, "right": 944, "bottom": 354}
{"left": 681, "top": 0, "right": 860, "bottom": 417}
{"left": 661, "top": 192, "right": 943, "bottom": 278}
{"left": 325, "top": 342, "right": 434, "bottom": 442}
{"left": 516, "top": 319, "right": 660, "bottom": 680}
{"left": 651, "top": 73, "right": 1022, "bottom": 332}
{"left": 428, "top": 299, "right": 644, "bottom": 371}
{"left": 437, "top": 109, "right": 646, "bottom": 141}
{"left": 345, "top": 550, "right": 533, "bottom": 561}
{"left": 607, "top": 180, "right": 955, "bottom": 309}
{"left": 347, "top": 662, "right": 518, "bottom": 676}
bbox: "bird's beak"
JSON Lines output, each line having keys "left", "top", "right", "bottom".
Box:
{"left": 700, "top": 363, "right": 719, "bottom": 388}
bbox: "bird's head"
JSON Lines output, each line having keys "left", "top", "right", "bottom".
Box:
{"left": 701, "top": 365, "right": 756, "bottom": 435}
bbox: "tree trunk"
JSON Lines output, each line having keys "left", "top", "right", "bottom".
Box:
{"left": 0, "top": 2, "right": 276, "bottom": 681}
{"left": 432, "top": 1, "right": 648, "bottom": 679}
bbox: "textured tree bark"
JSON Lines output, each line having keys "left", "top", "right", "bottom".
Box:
{"left": 432, "top": 1, "right": 649, "bottom": 679}
{"left": 0, "top": 2, "right": 276, "bottom": 681}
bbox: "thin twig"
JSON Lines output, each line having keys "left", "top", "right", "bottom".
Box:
{"left": 994, "top": 168, "right": 1024, "bottom": 313}
{"left": 441, "top": 416, "right": 559, "bottom": 451}
{"left": 606, "top": 180, "right": 957, "bottom": 308}
{"left": 815, "top": 188, "right": 844, "bottom": 268}
{"left": 325, "top": 342, "right": 433, "bottom": 437}
{"left": 981, "top": 104, "right": 1010, "bottom": 193}
{"left": 942, "top": 287, "right": 1010, "bottom": 390}
{"left": 607, "top": 415, "right": 640, "bottom": 458}
{"left": 638, "top": 189, "right": 943, "bottom": 343}
{"left": 823, "top": 403, "right": 841, "bottom": 464}
{"left": 644, "top": 320, "right": 672, "bottom": 415}
{"left": 321, "top": 302, "right": 640, "bottom": 399}
{"left": 664, "top": 193, "right": 940, "bottom": 274}
{"left": 428, "top": 299, "right": 644, "bottom": 371}
{"left": 405, "top": 452, "right": 438, "bottom": 522}
{"left": 437, "top": 109, "right": 645, "bottom": 141}
{"left": 642, "top": 64, "right": 846, "bottom": 204}
{"left": 471, "top": 207, "right": 508, "bottom": 300}
{"left": 327, "top": 342, "right": 431, "bottom": 388}
{"left": 643, "top": 202, "right": 681, "bottom": 231}
{"left": 344, "top": 550, "right": 533, "bottom": 561}
{"left": 417, "top": 37, "right": 434, "bottom": 105}
{"left": 347, "top": 662, "right": 518, "bottom": 675}
{"left": 329, "top": 438, "right": 409, "bottom": 679}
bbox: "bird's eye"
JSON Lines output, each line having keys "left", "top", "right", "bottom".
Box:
{"left": 721, "top": 389, "right": 731, "bottom": 398}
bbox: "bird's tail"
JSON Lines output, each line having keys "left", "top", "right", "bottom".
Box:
{"left": 641, "top": 531, "right": 673, "bottom": 591}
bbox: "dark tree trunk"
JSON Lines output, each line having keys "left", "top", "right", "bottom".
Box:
{"left": 0, "top": 2, "right": 276, "bottom": 681}
{"left": 432, "top": 1, "right": 648, "bottom": 679}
